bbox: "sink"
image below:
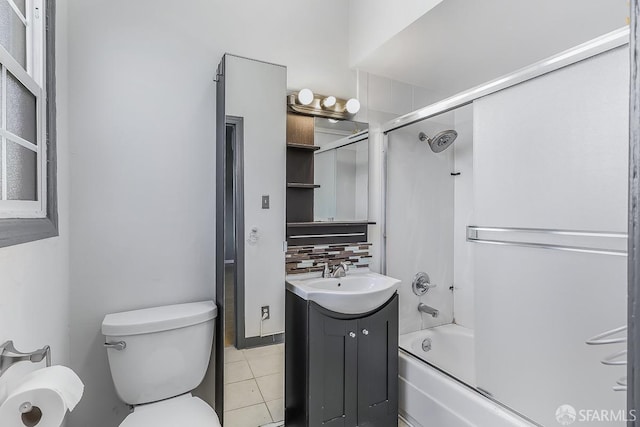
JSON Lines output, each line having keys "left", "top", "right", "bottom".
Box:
{"left": 286, "top": 272, "right": 401, "bottom": 314}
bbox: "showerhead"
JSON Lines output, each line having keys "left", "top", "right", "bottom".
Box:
{"left": 418, "top": 130, "right": 458, "bottom": 153}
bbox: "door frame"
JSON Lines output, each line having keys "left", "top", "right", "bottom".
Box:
{"left": 214, "top": 56, "right": 226, "bottom": 422}
{"left": 629, "top": 2, "right": 640, "bottom": 423}
{"left": 226, "top": 116, "right": 249, "bottom": 349}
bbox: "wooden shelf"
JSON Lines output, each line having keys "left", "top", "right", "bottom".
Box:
{"left": 287, "top": 143, "right": 320, "bottom": 151}
{"left": 287, "top": 113, "right": 316, "bottom": 222}
{"left": 287, "top": 183, "right": 320, "bottom": 189}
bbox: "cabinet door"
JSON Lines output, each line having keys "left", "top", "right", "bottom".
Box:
{"left": 309, "top": 305, "right": 358, "bottom": 427}
{"left": 357, "top": 296, "right": 399, "bottom": 426}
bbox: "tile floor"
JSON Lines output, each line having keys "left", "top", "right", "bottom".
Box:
{"left": 224, "top": 344, "right": 284, "bottom": 427}
{"left": 224, "top": 342, "right": 409, "bottom": 426}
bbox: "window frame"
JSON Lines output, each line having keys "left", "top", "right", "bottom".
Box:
{"left": 0, "top": 0, "right": 57, "bottom": 248}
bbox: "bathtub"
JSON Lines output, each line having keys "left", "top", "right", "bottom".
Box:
{"left": 398, "top": 324, "right": 536, "bottom": 427}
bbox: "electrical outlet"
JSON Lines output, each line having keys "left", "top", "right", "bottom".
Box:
{"left": 261, "top": 305, "right": 270, "bottom": 320}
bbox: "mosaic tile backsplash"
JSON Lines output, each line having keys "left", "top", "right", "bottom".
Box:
{"left": 286, "top": 243, "right": 372, "bottom": 275}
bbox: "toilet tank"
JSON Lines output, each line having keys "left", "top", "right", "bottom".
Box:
{"left": 102, "top": 301, "right": 217, "bottom": 405}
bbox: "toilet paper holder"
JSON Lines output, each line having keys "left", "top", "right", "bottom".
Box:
{"left": 0, "top": 341, "right": 51, "bottom": 378}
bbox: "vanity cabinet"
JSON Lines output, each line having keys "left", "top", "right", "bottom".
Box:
{"left": 285, "top": 291, "right": 398, "bottom": 427}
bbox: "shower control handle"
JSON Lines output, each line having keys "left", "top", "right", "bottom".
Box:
{"left": 362, "top": 329, "right": 369, "bottom": 335}
{"left": 412, "top": 272, "right": 435, "bottom": 296}
{"left": 349, "top": 332, "right": 356, "bottom": 338}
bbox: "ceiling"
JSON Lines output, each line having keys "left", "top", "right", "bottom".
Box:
{"left": 355, "top": 0, "right": 629, "bottom": 101}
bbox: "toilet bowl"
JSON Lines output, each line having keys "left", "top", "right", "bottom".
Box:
{"left": 119, "top": 393, "right": 219, "bottom": 427}
{"left": 102, "top": 301, "right": 221, "bottom": 427}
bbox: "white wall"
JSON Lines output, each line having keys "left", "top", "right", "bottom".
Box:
{"left": 452, "top": 105, "right": 474, "bottom": 329}
{"left": 65, "top": 2, "right": 352, "bottom": 427}
{"left": 0, "top": 0, "right": 70, "bottom": 414}
{"left": 354, "top": 0, "right": 628, "bottom": 102}
{"left": 348, "top": 0, "right": 443, "bottom": 67}
{"left": 358, "top": 72, "right": 438, "bottom": 273}
{"left": 225, "top": 55, "right": 286, "bottom": 339}
{"left": 362, "top": 73, "right": 437, "bottom": 118}
{"left": 364, "top": 119, "right": 387, "bottom": 274}
{"left": 386, "top": 113, "right": 455, "bottom": 335}
{"left": 378, "top": 102, "right": 474, "bottom": 332}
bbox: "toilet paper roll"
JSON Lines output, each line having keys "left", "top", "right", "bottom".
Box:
{"left": 0, "top": 366, "right": 84, "bottom": 427}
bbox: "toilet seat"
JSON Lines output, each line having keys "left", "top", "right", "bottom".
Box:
{"left": 120, "top": 394, "right": 221, "bottom": 427}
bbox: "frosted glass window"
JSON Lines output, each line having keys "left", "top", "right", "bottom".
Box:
{"left": 6, "top": 71, "right": 37, "bottom": 144}
{"left": 6, "top": 140, "right": 37, "bottom": 200}
{"left": 0, "top": 1, "right": 27, "bottom": 69}
{"left": 0, "top": 0, "right": 52, "bottom": 235}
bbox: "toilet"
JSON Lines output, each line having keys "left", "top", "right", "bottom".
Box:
{"left": 101, "top": 301, "right": 221, "bottom": 427}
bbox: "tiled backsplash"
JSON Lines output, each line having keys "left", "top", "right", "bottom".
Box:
{"left": 286, "top": 243, "right": 372, "bottom": 275}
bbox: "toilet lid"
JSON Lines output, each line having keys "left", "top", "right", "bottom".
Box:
{"left": 121, "top": 394, "right": 221, "bottom": 427}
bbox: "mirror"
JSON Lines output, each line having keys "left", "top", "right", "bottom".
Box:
{"left": 313, "top": 118, "right": 369, "bottom": 222}
{"left": 216, "top": 54, "right": 288, "bottom": 422}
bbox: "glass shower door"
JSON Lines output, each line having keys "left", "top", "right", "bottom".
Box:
{"left": 471, "top": 46, "right": 629, "bottom": 425}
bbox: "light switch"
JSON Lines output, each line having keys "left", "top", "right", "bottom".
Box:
{"left": 262, "top": 195, "right": 270, "bottom": 209}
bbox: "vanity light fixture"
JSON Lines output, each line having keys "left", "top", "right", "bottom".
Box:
{"left": 298, "top": 88, "right": 314, "bottom": 105}
{"left": 288, "top": 90, "right": 361, "bottom": 120}
{"left": 345, "top": 98, "right": 361, "bottom": 114}
{"left": 322, "top": 96, "right": 336, "bottom": 108}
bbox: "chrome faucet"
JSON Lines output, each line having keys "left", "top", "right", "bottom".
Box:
{"left": 322, "top": 262, "right": 349, "bottom": 278}
{"left": 331, "top": 262, "right": 349, "bottom": 278}
{"left": 418, "top": 303, "right": 439, "bottom": 318}
{"left": 322, "top": 263, "right": 331, "bottom": 278}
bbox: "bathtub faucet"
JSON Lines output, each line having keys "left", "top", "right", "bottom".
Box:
{"left": 418, "top": 303, "right": 439, "bottom": 318}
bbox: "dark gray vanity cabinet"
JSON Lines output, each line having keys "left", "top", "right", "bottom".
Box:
{"left": 285, "top": 291, "right": 398, "bottom": 427}
{"left": 308, "top": 309, "right": 359, "bottom": 426}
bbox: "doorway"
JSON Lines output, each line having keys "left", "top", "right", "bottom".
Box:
{"left": 225, "top": 117, "right": 245, "bottom": 349}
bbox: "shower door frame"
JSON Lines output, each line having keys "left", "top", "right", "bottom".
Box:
{"left": 379, "top": 26, "right": 637, "bottom": 423}
{"left": 381, "top": 27, "right": 630, "bottom": 274}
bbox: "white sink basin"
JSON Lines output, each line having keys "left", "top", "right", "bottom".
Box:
{"left": 286, "top": 272, "right": 401, "bottom": 314}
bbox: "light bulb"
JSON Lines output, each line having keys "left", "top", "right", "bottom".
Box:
{"left": 346, "top": 98, "right": 361, "bottom": 114}
{"left": 322, "top": 96, "right": 336, "bottom": 108}
{"left": 298, "top": 88, "right": 314, "bottom": 106}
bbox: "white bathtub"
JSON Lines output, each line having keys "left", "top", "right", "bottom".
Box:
{"left": 398, "top": 324, "right": 535, "bottom": 427}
